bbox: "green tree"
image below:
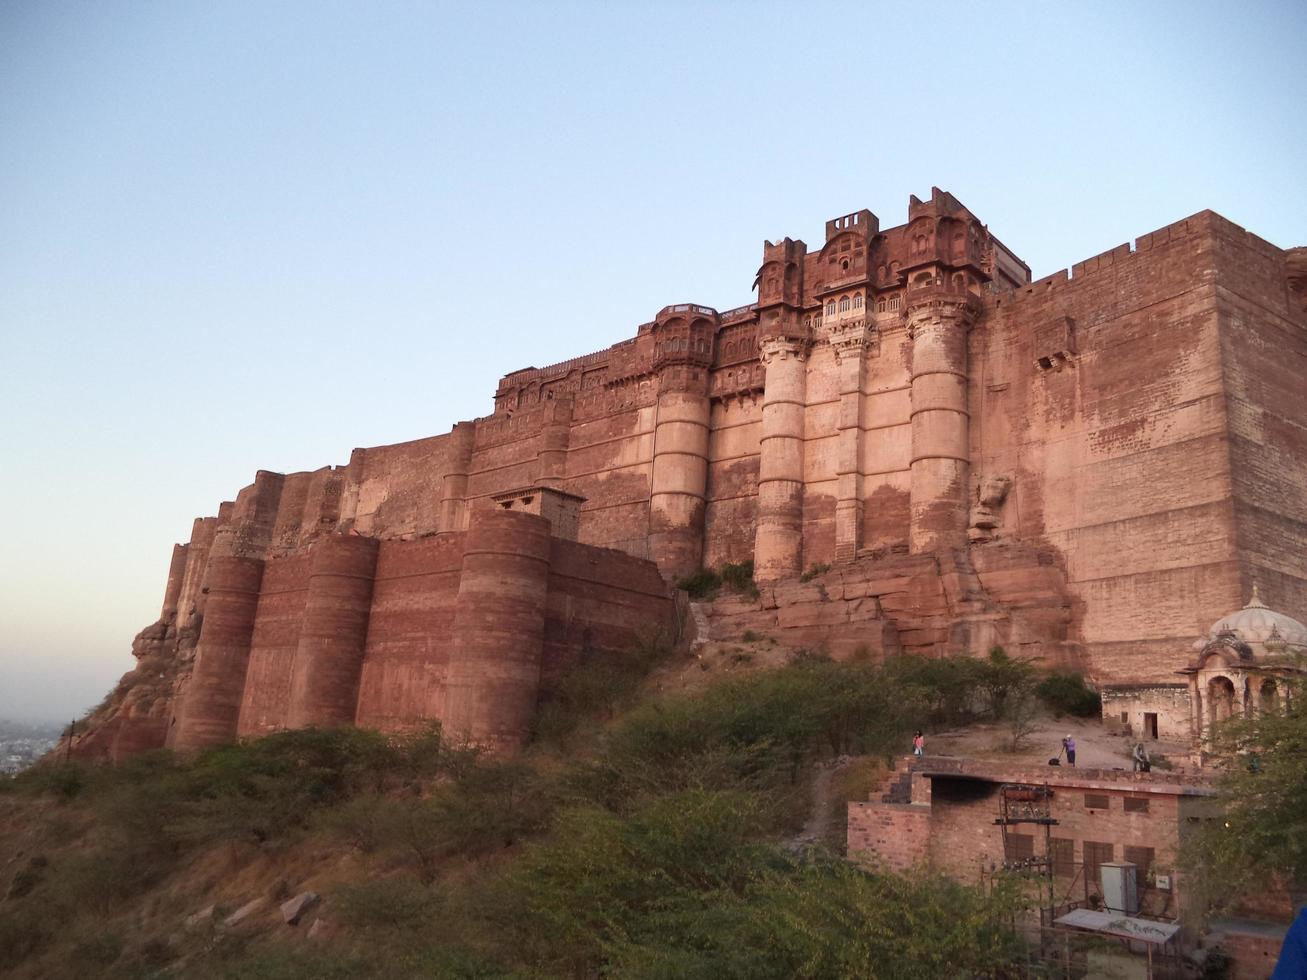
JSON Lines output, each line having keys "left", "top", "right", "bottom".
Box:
{"left": 1182, "top": 671, "right": 1307, "bottom": 912}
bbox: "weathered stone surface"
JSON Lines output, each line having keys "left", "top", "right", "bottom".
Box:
{"left": 222, "top": 898, "right": 264, "bottom": 928}
{"left": 280, "top": 891, "right": 319, "bottom": 925}
{"left": 184, "top": 904, "right": 215, "bottom": 930}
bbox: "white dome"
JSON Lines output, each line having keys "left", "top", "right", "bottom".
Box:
{"left": 1205, "top": 586, "right": 1307, "bottom": 649}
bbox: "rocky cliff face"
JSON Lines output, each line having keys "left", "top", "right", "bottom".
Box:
{"left": 701, "top": 541, "right": 1080, "bottom": 668}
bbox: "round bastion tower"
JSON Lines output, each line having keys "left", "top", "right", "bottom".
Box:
{"left": 905, "top": 275, "right": 979, "bottom": 553}
{"left": 170, "top": 554, "right": 265, "bottom": 750}
{"left": 647, "top": 305, "right": 716, "bottom": 581}
{"left": 752, "top": 236, "right": 810, "bottom": 581}
{"left": 441, "top": 506, "right": 553, "bottom": 751}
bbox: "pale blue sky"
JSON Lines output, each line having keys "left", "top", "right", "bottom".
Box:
{"left": 1, "top": 1, "right": 1304, "bottom": 722}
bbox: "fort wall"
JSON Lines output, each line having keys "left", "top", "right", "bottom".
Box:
{"left": 92, "top": 192, "right": 1306, "bottom": 758}
{"left": 146, "top": 496, "right": 675, "bottom": 756}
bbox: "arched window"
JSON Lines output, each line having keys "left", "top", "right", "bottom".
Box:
{"left": 1208, "top": 676, "right": 1237, "bottom": 728}
{"left": 839, "top": 295, "right": 851, "bottom": 313}
{"left": 877, "top": 299, "right": 886, "bottom": 313}
{"left": 1262, "top": 679, "right": 1280, "bottom": 715}
{"left": 853, "top": 293, "right": 863, "bottom": 310}
{"left": 826, "top": 300, "right": 836, "bottom": 316}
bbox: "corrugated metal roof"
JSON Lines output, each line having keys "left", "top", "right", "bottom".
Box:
{"left": 1055, "top": 909, "right": 1181, "bottom": 946}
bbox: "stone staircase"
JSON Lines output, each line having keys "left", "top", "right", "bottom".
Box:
{"left": 878, "top": 755, "right": 918, "bottom": 804}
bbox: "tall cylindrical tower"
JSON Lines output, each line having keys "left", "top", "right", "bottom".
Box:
{"left": 906, "top": 283, "right": 977, "bottom": 553}
{"left": 648, "top": 306, "right": 715, "bottom": 581}
{"left": 754, "top": 336, "right": 808, "bottom": 580}
{"left": 171, "top": 555, "right": 265, "bottom": 750}
{"left": 160, "top": 542, "right": 190, "bottom": 622}
{"left": 536, "top": 396, "right": 574, "bottom": 486}
{"left": 439, "top": 421, "right": 477, "bottom": 533}
{"left": 284, "top": 534, "right": 380, "bottom": 729}
{"left": 442, "top": 508, "right": 552, "bottom": 750}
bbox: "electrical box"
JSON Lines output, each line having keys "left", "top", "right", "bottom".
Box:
{"left": 1100, "top": 862, "right": 1140, "bottom": 915}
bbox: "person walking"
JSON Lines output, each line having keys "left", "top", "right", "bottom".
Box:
{"left": 912, "top": 730, "right": 925, "bottom": 757}
{"left": 1062, "top": 734, "right": 1077, "bottom": 766}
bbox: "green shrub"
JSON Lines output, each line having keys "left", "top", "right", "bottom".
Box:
{"left": 532, "top": 632, "right": 671, "bottom": 744}
{"left": 720, "top": 560, "right": 760, "bottom": 599}
{"left": 676, "top": 562, "right": 759, "bottom": 601}
{"left": 334, "top": 875, "right": 442, "bottom": 933}
{"left": 675, "top": 568, "right": 721, "bottom": 599}
{"left": 976, "top": 646, "right": 1037, "bottom": 719}
{"left": 1034, "top": 671, "right": 1102, "bottom": 717}
{"left": 799, "top": 562, "right": 831, "bottom": 583}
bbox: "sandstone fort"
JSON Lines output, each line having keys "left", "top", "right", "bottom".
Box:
{"left": 80, "top": 188, "right": 1307, "bottom": 762}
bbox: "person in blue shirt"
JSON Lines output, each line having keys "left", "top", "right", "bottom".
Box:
{"left": 1273, "top": 908, "right": 1307, "bottom": 979}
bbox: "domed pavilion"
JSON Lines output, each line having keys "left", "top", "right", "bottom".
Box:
{"left": 1179, "top": 586, "right": 1307, "bottom": 743}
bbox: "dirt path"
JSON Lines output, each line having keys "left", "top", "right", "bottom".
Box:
{"left": 792, "top": 756, "right": 857, "bottom": 849}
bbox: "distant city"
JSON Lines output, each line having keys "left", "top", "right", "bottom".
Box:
{"left": 0, "top": 719, "right": 63, "bottom": 774}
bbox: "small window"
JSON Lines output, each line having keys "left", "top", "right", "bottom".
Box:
{"left": 1085, "top": 794, "right": 1110, "bottom": 810}
{"left": 1124, "top": 846, "right": 1155, "bottom": 872}
{"left": 1084, "top": 841, "right": 1114, "bottom": 884}
{"left": 826, "top": 301, "right": 836, "bottom": 316}
{"left": 1120, "top": 712, "right": 1129, "bottom": 724}
{"left": 839, "top": 295, "right": 851, "bottom": 313}
{"left": 1050, "top": 837, "right": 1075, "bottom": 877}
{"left": 853, "top": 293, "right": 863, "bottom": 309}
{"left": 877, "top": 300, "right": 887, "bottom": 313}
{"left": 889, "top": 296, "right": 900, "bottom": 311}
{"left": 1004, "top": 833, "right": 1034, "bottom": 863}
{"left": 1124, "top": 797, "right": 1149, "bottom": 814}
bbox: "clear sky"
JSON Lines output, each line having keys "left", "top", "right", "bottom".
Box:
{"left": 1, "top": 1, "right": 1304, "bottom": 723}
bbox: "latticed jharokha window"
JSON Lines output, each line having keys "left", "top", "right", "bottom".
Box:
{"left": 1124, "top": 846, "right": 1156, "bottom": 872}
{"left": 1050, "top": 837, "right": 1075, "bottom": 877}
{"left": 853, "top": 293, "right": 863, "bottom": 309}
{"left": 839, "top": 295, "right": 851, "bottom": 313}
{"left": 826, "top": 301, "right": 836, "bottom": 316}
{"left": 1084, "top": 841, "right": 1114, "bottom": 885}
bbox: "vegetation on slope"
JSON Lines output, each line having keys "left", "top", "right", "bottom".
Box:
{"left": 0, "top": 648, "right": 1096, "bottom": 979}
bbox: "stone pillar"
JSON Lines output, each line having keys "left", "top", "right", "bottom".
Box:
{"left": 172, "top": 555, "right": 265, "bottom": 751}
{"left": 831, "top": 322, "right": 872, "bottom": 563}
{"left": 906, "top": 288, "right": 977, "bottom": 553}
{"left": 442, "top": 508, "right": 552, "bottom": 750}
{"left": 161, "top": 543, "right": 190, "bottom": 622}
{"left": 536, "top": 396, "right": 574, "bottom": 486}
{"left": 439, "top": 421, "right": 476, "bottom": 533}
{"left": 648, "top": 385, "right": 710, "bottom": 581}
{"left": 754, "top": 337, "right": 808, "bottom": 581}
{"left": 284, "top": 534, "right": 380, "bottom": 729}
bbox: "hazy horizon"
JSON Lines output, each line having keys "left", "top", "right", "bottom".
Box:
{"left": 2, "top": 1, "right": 1305, "bottom": 723}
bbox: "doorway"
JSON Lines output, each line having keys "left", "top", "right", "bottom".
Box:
{"left": 1144, "top": 713, "right": 1158, "bottom": 740}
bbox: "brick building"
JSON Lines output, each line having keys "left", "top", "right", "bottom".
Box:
{"left": 848, "top": 757, "right": 1290, "bottom": 978}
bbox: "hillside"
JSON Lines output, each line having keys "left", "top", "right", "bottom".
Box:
{"left": 1, "top": 641, "right": 1102, "bottom": 979}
